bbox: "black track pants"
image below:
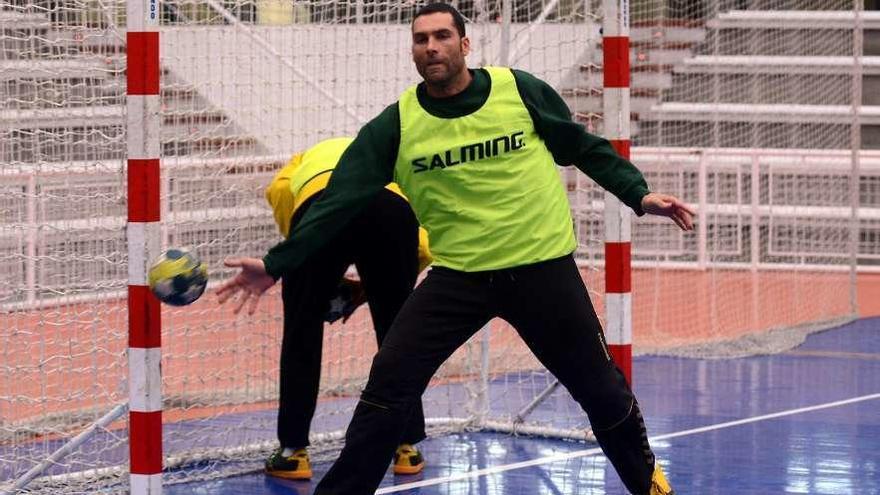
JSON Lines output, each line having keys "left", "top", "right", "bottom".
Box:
{"left": 315, "top": 254, "right": 656, "bottom": 495}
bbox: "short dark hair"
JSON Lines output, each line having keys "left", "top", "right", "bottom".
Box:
{"left": 413, "top": 3, "right": 466, "bottom": 37}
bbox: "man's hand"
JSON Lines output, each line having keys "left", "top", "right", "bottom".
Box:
{"left": 216, "top": 257, "right": 276, "bottom": 315}
{"left": 641, "top": 192, "right": 696, "bottom": 231}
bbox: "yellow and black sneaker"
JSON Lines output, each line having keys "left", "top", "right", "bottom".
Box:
{"left": 265, "top": 447, "right": 312, "bottom": 480}
{"left": 392, "top": 443, "right": 425, "bottom": 475}
{"left": 649, "top": 463, "right": 675, "bottom": 495}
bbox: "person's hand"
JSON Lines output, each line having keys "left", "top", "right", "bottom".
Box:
{"left": 640, "top": 192, "right": 695, "bottom": 231}
{"left": 324, "top": 276, "right": 368, "bottom": 324}
{"left": 340, "top": 277, "right": 367, "bottom": 324}
{"left": 216, "top": 257, "right": 276, "bottom": 315}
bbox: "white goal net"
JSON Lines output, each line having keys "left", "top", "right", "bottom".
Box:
{"left": 0, "top": 0, "right": 868, "bottom": 492}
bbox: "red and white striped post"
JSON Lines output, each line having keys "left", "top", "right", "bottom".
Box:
{"left": 602, "top": 0, "right": 633, "bottom": 383}
{"left": 127, "top": 0, "right": 163, "bottom": 492}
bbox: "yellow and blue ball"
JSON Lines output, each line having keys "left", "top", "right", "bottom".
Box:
{"left": 147, "top": 249, "right": 208, "bottom": 306}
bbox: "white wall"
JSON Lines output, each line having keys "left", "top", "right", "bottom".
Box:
{"left": 161, "top": 23, "right": 596, "bottom": 155}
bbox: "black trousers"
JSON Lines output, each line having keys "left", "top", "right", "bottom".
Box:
{"left": 315, "top": 255, "right": 657, "bottom": 495}
{"left": 277, "top": 190, "right": 426, "bottom": 449}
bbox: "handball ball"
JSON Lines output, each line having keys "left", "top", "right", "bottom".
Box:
{"left": 147, "top": 249, "right": 208, "bottom": 306}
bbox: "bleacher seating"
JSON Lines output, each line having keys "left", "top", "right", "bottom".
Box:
{"left": 635, "top": 9, "right": 880, "bottom": 149}
{"left": 557, "top": 6, "right": 880, "bottom": 265}
{"left": 0, "top": 8, "right": 265, "bottom": 163}
{"left": 563, "top": 24, "right": 706, "bottom": 133}
{"left": 0, "top": 7, "right": 277, "bottom": 306}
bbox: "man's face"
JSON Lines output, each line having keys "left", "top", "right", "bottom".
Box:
{"left": 411, "top": 12, "right": 470, "bottom": 87}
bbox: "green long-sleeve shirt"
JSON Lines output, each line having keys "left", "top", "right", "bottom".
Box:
{"left": 263, "top": 68, "right": 650, "bottom": 279}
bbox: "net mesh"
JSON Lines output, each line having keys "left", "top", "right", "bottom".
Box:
{"left": 621, "top": 0, "right": 867, "bottom": 358}
{"left": 0, "top": 0, "right": 867, "bottom": 492}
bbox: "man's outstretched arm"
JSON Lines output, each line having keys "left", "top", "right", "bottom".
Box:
{"left": 513, "top": 69, "right": 694, "bottom": 229}
{"left": 217, "top": 107, "right": 401, "bottom": 313}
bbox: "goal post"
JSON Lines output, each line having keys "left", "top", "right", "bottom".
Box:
{"left": 126, "top": 0, "right": 163, "bottom": 493}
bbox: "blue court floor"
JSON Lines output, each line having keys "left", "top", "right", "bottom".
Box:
{"left": 166, "top": 317, "right": 880, "bottom": 494}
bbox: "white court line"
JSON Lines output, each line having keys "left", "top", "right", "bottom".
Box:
{"left": 375, "top": 392, "right": 880, "bottom": 494}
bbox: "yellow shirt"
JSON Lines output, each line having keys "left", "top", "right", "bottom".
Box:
{"left": 266, "top": 138, "right": 432, "bottom": 271}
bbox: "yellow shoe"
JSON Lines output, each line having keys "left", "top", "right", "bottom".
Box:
{"left": 649, "top": 463, "right": 675, "bottom": 495}
{"left": 393, "top": 443, "right": 425, "bottom": 475}
{"left": 265, "top": 447, "right": 312, "bottom": 480}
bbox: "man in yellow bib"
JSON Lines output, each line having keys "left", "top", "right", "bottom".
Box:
{"left": 218, "top": 4, "right": 693, "bottom": 494}
{"left": 259, "top": 137, "right": 430, "bottom": 480}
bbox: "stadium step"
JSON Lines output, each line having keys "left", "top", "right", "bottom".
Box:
{"left": 677, "top": 55, "right": 880, "bottom": 75}
{"left": 577, "top": 69, "right": 674, "bottom": 92}
{"left": 644, "top": 102, "right": 880, "bottom": 125}
{"left": 0, "top": 58, "right": 124, "bottom": 81}
{"left": 562, "top": 91, "right": 659, "bottom": 115}
{"left": 563, "top": 25, "right": 705, "bottom": 134}
{"left": 707, "top": 10, "right": 880, "bottom": 31}
{"left": 703, "top": 10, "right": 880, "bottom": 57}
{"left": 0, "top": 7, "right": 268, "bottom": 158}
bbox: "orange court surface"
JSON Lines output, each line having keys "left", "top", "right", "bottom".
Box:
{"left": 5, "top": 268, "right": 880, "bottom": 428}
